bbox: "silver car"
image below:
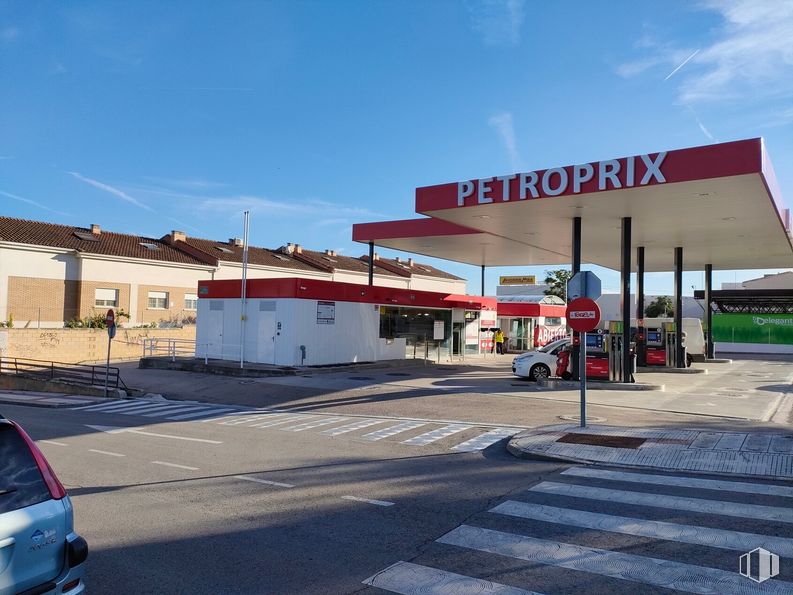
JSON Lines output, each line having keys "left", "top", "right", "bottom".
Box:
{"left": 1, "top": 415, "right": 87, "bottom": 595}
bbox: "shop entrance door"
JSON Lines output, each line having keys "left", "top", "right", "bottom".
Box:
{"left": 257, "top": 308, "right": 276, "bottom": 364}
{"left": 452, "top": 322, "right": 463, "bottom": 355}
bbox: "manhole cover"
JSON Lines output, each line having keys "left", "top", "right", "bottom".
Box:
{"left": 558, "top": 415, "right": 607, "bottom": 423}
{"left": 386, "top": 372, "right": 411, "bottom": 376}
{"left": 557, "top": 433, "right": 646, "bottom": 449}
{"left": 348, "top": 376, "right": 374, "bottom": 381}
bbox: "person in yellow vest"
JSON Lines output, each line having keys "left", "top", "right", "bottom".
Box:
{"left": 494, "top": 328, "right": 505, "bottom": 355}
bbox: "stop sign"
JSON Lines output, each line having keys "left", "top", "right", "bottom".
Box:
{"left": 105, "top": 309, "right": 115, "bottom": 327}
{"left": 566, "top": 298, "right": 601, "bottom": 333}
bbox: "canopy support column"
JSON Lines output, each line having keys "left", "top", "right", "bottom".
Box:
{"left": 367, "top": 241, "right": 374, "bottom": 286}
{"left": 621, "top": 217, "right": 632, "bottom": 383}
{"left": 636, "top": 246, "right": 645, "bottom": 366}
{"left": 481, "top": 265, "right": 485, "bottom": 296}
{"left": 705, "top": 263, "right": 713, "bottom": 359}
{"left": 675, "top": 247, "right": 685, "bottom": 368}
{"left": 571, "top": 217, "right": 582, "bottom": 381}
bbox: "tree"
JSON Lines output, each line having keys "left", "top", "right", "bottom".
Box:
{"left": 543, "top": 269, "right": 573, "bottom": 301}
{"left": 645, "top": 296, "right": 673, "bottom": 318}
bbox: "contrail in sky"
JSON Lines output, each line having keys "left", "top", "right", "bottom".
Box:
{"left": 665, "top": 49, "right": 700, "bottom": 81}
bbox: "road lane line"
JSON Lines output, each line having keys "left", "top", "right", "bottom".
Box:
{"left": 169, "top": 408, "right": 235, "bottom": 420}
{"left": 341, "top": 495, "right": 395, "bottom": 507}
{"left": 530, "top": 481, "right": 793, "bottom": 523}
{"left": 85, "top": 424, "right": 222, "bottom": 444}
{"left": 321, "top": 418, "right": 387, "bottom": 436}
{"left": 491, "top": 500, "right": 793, "bottom": 557}
{"left": 234, "top": 475, "right": 295, "bottom": 488}
{"left": 279, "top": 417, "right": 348, "bottom": 432}
{"left": 88, "top": 449, "right": 125, "bottom": 457}
{"left": 438, "top": 525, "right": 793, "bottom": 595}
{"left": 562, "top": 467, "right": 793, "bottom": 498}
{"left": 39, "top": 440, "right": 68, "bottom": 446}
{"left": 451, "top": 428, "right": 519, "bottom": 452}
{"left": 151, "top": 461, "right": 199, "bottom": 471}
{"left": 361, "top": 421, "right": 426, "bottom": 441}
{"left": 362, "top": 561, "right": 540, "bottom": 594}
{"left": 402, "top": 423, "right": 472, "bottom": 446}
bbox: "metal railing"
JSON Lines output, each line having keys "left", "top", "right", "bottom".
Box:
{"left": 0, "top": 357, "right": 127, "bottom": 390}
{"left": 142, "top": 338, "right": 198, "bottom": 361}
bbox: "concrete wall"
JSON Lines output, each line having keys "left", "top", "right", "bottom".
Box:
{"left": 0, "top": 326, "right": 196, "bottom": 364}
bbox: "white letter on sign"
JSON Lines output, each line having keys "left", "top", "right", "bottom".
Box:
{"left": 519, "top": 171, "right": 539, "bottom": 199}
{"left": 598, "top": 160, "right": 622, "bottom": 190}
{"left": 542, "top": 168, "right": 568, "bottom": 196}
{"left": 457, "top": 181, "right": 475, "bottom": 206}
{"left": 573, "top": 163, "right": 594, "bottom": 193}
{"left": 496, "top": 174, "right": 516, "bottom": 201}
{"left": 640, "top": 152, "right": 667, "bottom": 184}
{"left": 478, "top": 178, "right": 493, "bottom": 204}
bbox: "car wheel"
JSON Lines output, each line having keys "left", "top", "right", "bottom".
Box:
{"left": 530, "top": 364, "right": 551, "bottom": 381}
{"left": 561, "top": 371, "right": 572, "bottom": 380}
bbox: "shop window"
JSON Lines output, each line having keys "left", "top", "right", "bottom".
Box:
{"left": 94, "top": 288, "right": 118, "bottom": 308}
{"left": 184, "top": 293, "right": 198, "bottom": 310}
{"left": 148, "top": 291, "right": 169, "bottom": 309}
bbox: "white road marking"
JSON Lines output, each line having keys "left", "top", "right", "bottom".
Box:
{"left": 562, "top": 467, "right": 793, "bottom": 498}
{"left": 85, "top": 424, "right": 222, "bottom": 444}
{"left": 116, "top": 403, "right": 186, "bottom": 415}
{"left": 402, "top": 424, "right": 472, "bottom": 446}
{"left": 74, "top": 400, "right": 148, "bottom": 412}
{"left": 39, "top": 440, "right": 68, "bottom": 446}
{"left": 151, "top": 461, "right": 199, "bottom": 471}
{"left": 234, "top": 475, "right": 295, "bottom": 488}
{"left": 362, "top": 561, "right": 540, "bottom": 594}
{"left": 88, "top": 449, "right": 125, "bottom": 457}
{"left": 341, "top": 495, "right": 395, "bottom": 507}
{"left": 140, "top": 404, "right": 207, "bottom": 417}
{"left": 491, "top": 500, "right": 793, "bottom": 557}
{"left": 169, "top": 408, "right": 236, "bottom": 420}
{"left": 248, "top": 414, "right": 309, "bottom": 428}
{"left": 438, "top": 525, "right": 793, "bottom": 595}
{"left": 530, "top": 481, "right": 793, "bottom": 523}
{"left": 219, "top": 414, "right": 275, "bottom": 425}
{"left": 279, "top": 417, "right": 348, "bottom": 432}
{"left": 361, "top": 421, "right": 427, "bottom": 441}
{"left": 451, "top": 428, "right": 519, "bottom": 452}
{"left": 321, "top": 418, "right": 388, "bottom": 436}
{"left": 199, "top": 410, "right": 256, "bottom": 422}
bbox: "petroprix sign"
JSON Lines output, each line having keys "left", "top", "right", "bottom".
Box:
{"left": 456, "top": 153, "right": 667, "bottom": 206}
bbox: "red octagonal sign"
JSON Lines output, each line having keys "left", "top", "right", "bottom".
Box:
{"left": 566, "top": 298, "right": 601, "bottom": 333}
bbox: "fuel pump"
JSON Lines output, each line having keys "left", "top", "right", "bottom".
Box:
{"left": 608, "top": 320, "right": 624, "bottom": 382}
{"left": 663, "top": 321, "right": 677, "bottom": 367}
{"left": 644, "top": 326, "right": 666, "bottom": 365}
{"left": 584, "top": 331, "right": 609, "bottom": 379}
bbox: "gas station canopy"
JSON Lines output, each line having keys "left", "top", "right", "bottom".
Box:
{"left": 353, "top": 138, "right": 793, "bottom": 272}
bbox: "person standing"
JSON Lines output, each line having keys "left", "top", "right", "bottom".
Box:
{"left": 494, "top": 328, "right": 505, "bottom": 355}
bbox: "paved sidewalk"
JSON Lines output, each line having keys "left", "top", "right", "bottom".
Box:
{"left": 509, "top": 423, "right": 793, "bottom": 480}
{"left": 0, "top": 390, "right": 108, "bottom": 408}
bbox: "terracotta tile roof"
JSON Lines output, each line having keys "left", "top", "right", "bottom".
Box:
{"left": 181, "top": 237, "right": 323, "bottom": 272}
{"left": 300, "top": 248, "right": 397, "bottom": 276}
{"left": 0, "top": 217, "right": 211, "bottom": 265}
{"left": 377, "top": 256, "right": 464, "bottom": 281}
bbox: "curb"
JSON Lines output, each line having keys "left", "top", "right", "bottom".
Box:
{"left": 636, "top": 367, "right": 707, "bottom": 374}
{"left": 538, "top": 379, "right": 664, "bottom": 391}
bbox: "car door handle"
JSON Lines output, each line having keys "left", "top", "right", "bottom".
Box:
{"left": 0, "top": 537, "right": 15, "bottom": 549}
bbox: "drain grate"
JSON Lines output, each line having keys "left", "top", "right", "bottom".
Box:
{"left": 386, "top": 372, "right": 411, "bottom": 376}
{"left": 557, "top": 433, "right": 646, "bottom": 449}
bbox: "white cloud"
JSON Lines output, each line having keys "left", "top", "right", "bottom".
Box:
{"left": 488, "top": 111, "right": 521, "bottom": 172}
{"left": 664, "top": 49, "right": 700, "bottom": 81}
{"left": 467, "top": 0, "right": 525, "bottom": 46}
{"left": 0, "top": 190, "right": 71, "bottom": 216}
{"left": 195, "top": 195, "right": 383, "bottom": 219}
{"left": 67, "top": 171, "right": 153, "bottom": 211}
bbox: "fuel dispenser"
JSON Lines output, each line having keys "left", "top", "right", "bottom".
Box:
{"left": 608, "top": 321, "right": 624, "bottom": 382}
{"left": 584, "top": 332, "right": 609, "bottom": 379}
{"left": 644, "top": 326, "right": 666, "bottom": 365}
{"left": 663, "top": 322, "right": 678, "bottom": 367}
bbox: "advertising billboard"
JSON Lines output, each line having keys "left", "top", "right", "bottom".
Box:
{"left": 712, "top": 314, "right": 793, "bottom": 344}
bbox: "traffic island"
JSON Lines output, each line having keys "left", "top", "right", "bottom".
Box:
{"left": 636, "top": 366, "right": 707, "bottom": 374}
{"left": 508, "top": 424, "right": 793, "bottom": 480}
{"left": 538, "top": 378, "right": 664, "bottom": 391}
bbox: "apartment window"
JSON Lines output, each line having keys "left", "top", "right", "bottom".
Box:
{"left": 147, "top": 291, "right": 169, "bottom": 309}
{"left": 94, "top": 288, "right": 118, "bottom": 308}
{"left": 184, "top": 293, "right": 198, "bottom": 310}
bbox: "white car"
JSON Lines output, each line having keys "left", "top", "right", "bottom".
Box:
{"left": 512, "top": 338, "right": 570, "bottom": 381}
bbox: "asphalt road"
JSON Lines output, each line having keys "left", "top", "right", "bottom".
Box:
{"left": 6, "top": 388, "right": 793, "bottom": 594}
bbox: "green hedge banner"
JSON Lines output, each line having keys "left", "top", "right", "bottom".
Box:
{"left": 712, "top": 313, "right": 793, "bottom": 344}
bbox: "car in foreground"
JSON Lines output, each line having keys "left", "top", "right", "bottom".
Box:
{"left": 1, "top": 415, "right": 87, "bottom": 595}
{"left": 512, "top": 337, "right": 571, "bottom": 380}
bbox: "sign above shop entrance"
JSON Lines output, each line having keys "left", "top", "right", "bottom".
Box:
{"left": 499, "top": 275, "right": 536, "bottom": 285}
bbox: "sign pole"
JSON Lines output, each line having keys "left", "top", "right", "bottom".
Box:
{"left": 104, "top": 334, "right": 111, "bottom": 398}
{"left": 580, "top": 331, "right": 587, "bottom": 427}
{"left": 104, "top": 308, "right": 115, "bottom": 398}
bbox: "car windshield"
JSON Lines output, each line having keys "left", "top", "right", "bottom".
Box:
{"left": 538, "top": 340, "right": 565, "bottom": 353}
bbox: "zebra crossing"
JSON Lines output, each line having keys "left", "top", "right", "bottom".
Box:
{"left": 364, "top": 466, "right": 793, "bottom": 594}
{"left": 72, "top": 399, "right": 521, "bottom": 453}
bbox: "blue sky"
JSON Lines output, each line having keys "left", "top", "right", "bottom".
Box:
{"left": 1, "top": 0, "right": 792, "bottom": 295}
